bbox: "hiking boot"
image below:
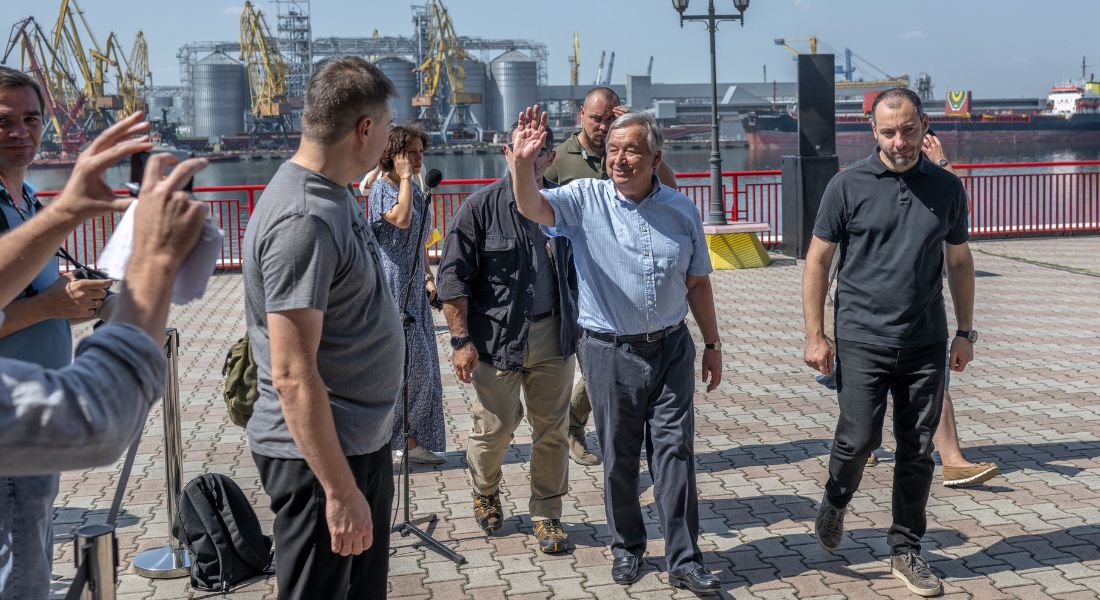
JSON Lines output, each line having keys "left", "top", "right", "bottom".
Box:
{"left": 892, "top": 552, "right": 943, "bottom": 597}
{"left": 569, "top": 433, "right": 600, "bottom": 466}
{"left": 815, "top": 494, "right": 845, "bottom": 551}
{"left": 472, "top": 493, "right": 503, "bottom": 535}
{"left": 942, "top": 462, "right": 999, "bottom": 487}
{"left": 532, "top": 518, "right": 570, "bottom": 554}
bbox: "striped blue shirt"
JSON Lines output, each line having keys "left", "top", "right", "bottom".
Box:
{"left": 542, "top": 177, "right": 712, "bottom": 335}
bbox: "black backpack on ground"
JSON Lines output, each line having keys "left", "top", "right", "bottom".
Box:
{"left": 172, "top": 473, "right": 275, "bottom": 592}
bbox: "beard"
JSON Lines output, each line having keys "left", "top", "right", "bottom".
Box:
{"left": 882, "top": 146, "right": 917, "bottom": 168}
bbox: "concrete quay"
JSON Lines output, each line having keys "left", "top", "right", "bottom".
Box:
{"left": 47, "top": 236, "right": 1100, "bottom": 599}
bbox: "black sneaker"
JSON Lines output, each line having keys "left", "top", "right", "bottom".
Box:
{"left": 815, "top": 494, "right": 845, "bottom": 551}
{"left": 891, "top": 553, "right": 942, "bottom": 597}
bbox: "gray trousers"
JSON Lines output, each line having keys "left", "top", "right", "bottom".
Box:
{"left": 579, "top": 324, "right": 702, "bottom": 575}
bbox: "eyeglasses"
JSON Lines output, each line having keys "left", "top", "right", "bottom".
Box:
{"left": 507, "top": 144, "right": 552, "bottom": 157}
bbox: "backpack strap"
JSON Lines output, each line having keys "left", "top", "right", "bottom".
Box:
{"left": 211, "top": 477, "right": 273, "bottom": 573}
{"left": 180, "top": 478, "right": 233, "bottom": 591}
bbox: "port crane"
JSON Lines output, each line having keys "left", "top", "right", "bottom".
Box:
{"left": 568, "top": 32, "right": 579, "bottom": 112}
{"left": 413, "top": 0, "right": 482, "bottom": 142}
{"left": 774, "top": 35, "right": 909, "bottom": 91}
{"left": 2, "top": 16, "right": 86, "bottom": 153}
{"left": 3, "top": 2, "right": 149, "bottom": 154}
{"left": 240, "top": 0, "right": 292, "bottom": 145}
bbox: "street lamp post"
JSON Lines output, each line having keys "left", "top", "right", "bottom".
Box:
{"left": 672, "top": 0, "right": 749, "bottom": 226}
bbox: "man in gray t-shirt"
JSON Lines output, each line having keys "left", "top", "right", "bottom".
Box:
{"left": 244, "top": 161, "right": 402, "bottom": 458}
{"left": 242, "top": 57, "right": 401, "bottom": 600}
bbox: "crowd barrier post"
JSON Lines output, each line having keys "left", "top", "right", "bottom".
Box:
{"left": 132, "top": 328, "right": 191, "bottom": 579}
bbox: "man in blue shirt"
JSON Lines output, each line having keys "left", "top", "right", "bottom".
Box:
{"left": 508, "top": 106, "right": 723, "bottom": 593}
{"left": 0, "top": 67, "right": 112, "bottom": 600}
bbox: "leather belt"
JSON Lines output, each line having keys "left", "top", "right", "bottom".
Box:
{"left": 583, "top": 321, "right": 685, "bottom": 344}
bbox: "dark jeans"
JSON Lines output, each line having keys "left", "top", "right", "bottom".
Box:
{"left": 580, "top": 324, "right": 702, "bottom": 575}
{"left": 826, "top": 340, "right": 945, "bottom": 555}
{"left": 254, "top": 445, "right": 393, "bottom": 600}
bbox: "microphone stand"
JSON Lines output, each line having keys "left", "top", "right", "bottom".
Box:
{"left": 390, "top": 174, "right": 466, "bottom": 565}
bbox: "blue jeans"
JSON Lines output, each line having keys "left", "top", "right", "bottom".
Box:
{"left": 0, "top": 474, "right": 59, "bottom": 600}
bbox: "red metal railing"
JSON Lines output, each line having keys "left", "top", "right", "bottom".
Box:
{"left": 35, "top": 160, "right": 1100, "bottom": 270}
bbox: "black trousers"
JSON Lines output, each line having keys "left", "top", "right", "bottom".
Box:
{"left": 253, "top": 445, "right": 393, "bottom": 600}
{"left": 580, "top": 324, "right": 702, "bottom": 575}
{"left": 826, "top": 340, "right": 945, "bottom": 555}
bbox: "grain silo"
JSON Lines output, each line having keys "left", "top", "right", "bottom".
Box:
{"left": 461, "top": 59, "right": 488, "bottom": 128}
{"left": 375, "top": 56, "right": 418, "bottom": 123}
{"left": 191, "top": 51, "right": 247, "bottom": 141}
{"left": 489, "top": 50, "right": 537, "bottom": 132}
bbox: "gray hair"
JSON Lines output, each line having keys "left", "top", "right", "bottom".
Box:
{"left": 608, "top": 111, "right": 662, "bottom": 153}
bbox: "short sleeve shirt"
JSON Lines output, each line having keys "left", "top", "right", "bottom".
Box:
{"left": 544, "top": 131, "right": 606, "bottom": 185}
{"left": 0, "top": 181, "right": 72, "bottom": 369}
{"left": 243, "top": 162, "right": 404, "bottom": 459}
{"left": 813, "top": 151, "right": 969, "bottom": 348}
{"left": 542, "top": 177, "right": 712, "bottom": 335}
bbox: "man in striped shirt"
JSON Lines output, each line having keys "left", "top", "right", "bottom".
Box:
{"left": 508, "top": 105, "right": 723, "bottom": 593}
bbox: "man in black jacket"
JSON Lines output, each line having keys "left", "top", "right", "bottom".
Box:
{"left": 436, "top": 125, "right": 578, "bottom": 554}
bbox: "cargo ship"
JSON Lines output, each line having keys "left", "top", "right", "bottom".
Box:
{"left": 742, "top": 82, "right": 1100, "bottom": 147}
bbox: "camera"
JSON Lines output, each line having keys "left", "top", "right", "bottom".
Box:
{"left": 71, "top": 267, "right": 118, "bottom": 320}
{"left": 127, "top": 150, "right": 195, "bottom": 196}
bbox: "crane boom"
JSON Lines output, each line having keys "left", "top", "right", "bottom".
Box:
{"left": 240, "top": 1, "right": 289, "bottom": 116}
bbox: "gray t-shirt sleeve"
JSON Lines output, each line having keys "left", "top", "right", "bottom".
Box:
{"left": 259, "top": 214, "right": 339, "bottom": 313}
{"left": 812, "top": 178, "right": 846, "bottom": 242}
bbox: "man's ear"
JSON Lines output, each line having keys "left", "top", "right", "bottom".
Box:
{"left": 358, "top": 115, "right": 374, "bottom": 144}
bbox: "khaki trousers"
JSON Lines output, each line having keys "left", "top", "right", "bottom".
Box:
{"left": 467, "top": 315, "right": 574, "bottom": 520}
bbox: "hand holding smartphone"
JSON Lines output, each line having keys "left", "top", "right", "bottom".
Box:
{"left": 127, "top": 150, "right": 195, "bottom": 196}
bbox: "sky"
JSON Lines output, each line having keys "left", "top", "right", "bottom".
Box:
{"left": 3, "top": 0, "right": 1098, "bottom": 100}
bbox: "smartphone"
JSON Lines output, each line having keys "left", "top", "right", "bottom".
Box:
{"left": 926, "top": 128, "right": 938, "bottom": 138}
{"left": 129, "top": 150, "right": 194, "bottom": 194}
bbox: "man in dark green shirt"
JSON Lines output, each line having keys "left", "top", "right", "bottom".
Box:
{"left": 545, "top": 87, "right": 679, "bottom": 466}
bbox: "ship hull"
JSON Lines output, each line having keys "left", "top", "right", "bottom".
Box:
{"left": 743, "top": 112, "right": 1100, "bottom": 147}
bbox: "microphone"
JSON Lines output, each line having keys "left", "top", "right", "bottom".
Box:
{"left": 425, "top": 168, "right": 443, "bottom": 190}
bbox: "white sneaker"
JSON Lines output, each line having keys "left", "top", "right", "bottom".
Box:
{"left": 406, "top": 445, "right": 446, "bottom": 465}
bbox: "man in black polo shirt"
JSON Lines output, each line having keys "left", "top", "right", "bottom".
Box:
{"left": 802, "top": 88, "right": 976, "bottom": 597}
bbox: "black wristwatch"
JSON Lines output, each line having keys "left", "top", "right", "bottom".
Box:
{"left": 955, "top": 329, "right": 978, "bottom": 343}
{"left": 938, "top": 158, "right": 950, "bottom": 168}
{"left": 450, "top": 335, "right": 473, "bottom": 350}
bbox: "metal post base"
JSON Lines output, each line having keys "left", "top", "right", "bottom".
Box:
{"left": 132, "top": 546, "right": 190, "bottom": 579}
{"left": 392, "top": 514, "right": 466, "bottom": 565}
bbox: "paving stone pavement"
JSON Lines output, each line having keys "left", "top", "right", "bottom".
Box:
{"left": 47, "top": 236, "right": 1100, "bottom": 599}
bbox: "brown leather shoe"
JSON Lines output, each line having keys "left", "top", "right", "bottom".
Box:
{"left": 533, "top": 518, "right": 570, "bottom": 554}
{"left": 569, "top": 433, "right": 600, "bottom": 466}
{"left": 473, "top": 493, "right": 503, "bottom": 535}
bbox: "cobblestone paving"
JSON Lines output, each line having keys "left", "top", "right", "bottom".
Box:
{"left": 48, "top": 236, "right": 1100, "bottom": 599}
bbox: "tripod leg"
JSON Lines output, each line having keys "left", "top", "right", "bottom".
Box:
{"left": 401, "top": 523, "right": 467, "bottom": 565}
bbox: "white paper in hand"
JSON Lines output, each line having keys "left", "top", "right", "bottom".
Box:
{"left": 98, "top": 202, "right": 224, "bottom": 304}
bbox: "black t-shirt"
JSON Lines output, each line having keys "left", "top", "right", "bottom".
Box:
{"left": 813, "top": 151, "right": 969, "bottom": 348}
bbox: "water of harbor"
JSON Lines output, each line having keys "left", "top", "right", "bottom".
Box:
{"left": 27, "top": 141, "right": 1100, "bottom": 193}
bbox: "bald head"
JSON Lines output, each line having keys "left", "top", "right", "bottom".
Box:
{"left": 578, "top": 87, "right": 620, "bottom": 151}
